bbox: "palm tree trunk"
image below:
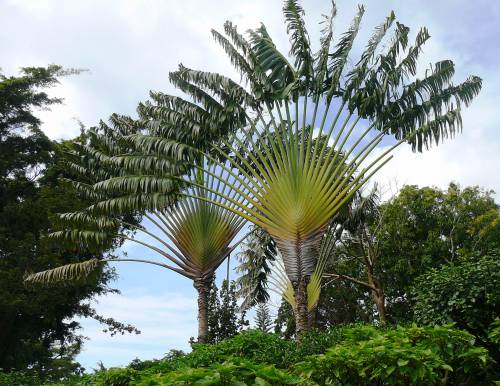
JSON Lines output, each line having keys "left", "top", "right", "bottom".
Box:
{"left": 274, "top": 230, "right": 324, "bottom": 339}
{"left": 294, "top": 277, "right": 309, "bottom": 337}
{"left": 307, "top": 306, "right": 318, "bottom": 329}
{"left": 193, "top": 278, "right": 211, "bottom": 343}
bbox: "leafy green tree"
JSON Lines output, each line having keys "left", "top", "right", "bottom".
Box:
{"left": 274, "top": 300, "right": 295, "bottom": 339}
{"left": 203, "top": 279, "right": 248, "bottom": 344}
{"left": 413, "top": 251, "right": 500, "bottom": 347}
{"left": 0, "top": 66, "right": 135, "bottom": 377}
{"left": 376, "top": 183, "right": 500, "bottom": 320}
{"left": 320, "top": 187, "right": 389, "bottom": 323}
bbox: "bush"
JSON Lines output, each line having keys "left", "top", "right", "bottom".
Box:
{"left": 91, "top": 368, "right": 138, "bottom": 386}
{"left": 43, "top": 325, "right": 494, "bottom": 385}
{"left": 0, "top": 370, "right": 43, "bottom": 386}
{"left": 131, "top": 330, "right": 296, "bottom": 374}
{"left": 295, "top": 325, "right": 493, "bottom": 385}
{"left": 137, "top": 328, "right": 347, "bottom": 373}
{"left": 413, "top": 253, "right": 500, "bottom": 343}
{"left": 135, "top": 358, "right": 301, "bottom": 386}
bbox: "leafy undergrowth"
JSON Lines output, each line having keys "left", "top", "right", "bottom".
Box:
{"left": 20, "top": 324, "right": 497, "bottom": 386}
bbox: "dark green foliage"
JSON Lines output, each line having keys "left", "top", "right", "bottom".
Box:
{"left": 0, "top": 66, "right": 135, "bottom": 379}
{"left": 205, "top": 279, "right": 248, "bottom": 344}
{"left": 255, "top": 303, "right": 273, "bottom": 332}
{"left": 91, "top": 368, "right": 138, "bottom": 386}
{"left": 488, "top": 319, "right": 500, "bottom": 345}
{"left": 274, "top": 300, "right": 295, "bottom": 339}
{"left": 64, "top": 325, "right": 494, "bottom": 385}
{"left": 374, "top": 183, "right": 500, "bottom": 321}
{"left": 133, "top": 328, "right": 348, "bottom": 373}
{"left": 295, "top": 325, "right": 493, "bottom": 385}
{"left": 413, "top": 252, "right": 500, "bottom": 345}
{"left": 137, "top": 358, "right": 301, "bottom": 386}
{"left": 183, "top": 330, "right": 296, "bottom": 370}
{"left": 0, "top": 370, "right": 44, "bottom": 386}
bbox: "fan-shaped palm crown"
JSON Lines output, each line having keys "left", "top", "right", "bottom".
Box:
{"left": 27, "top": 0, "right": 481, "bottom": 338}
{"left": 26, "top": 149, "right": 245, "bottom": 342}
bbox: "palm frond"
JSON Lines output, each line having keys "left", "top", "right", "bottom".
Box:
{"left": 25, "top": 259, "right": 102, "bottom": 284}
{"left": 283, "top": 0, "right": 313, "bottom": 80}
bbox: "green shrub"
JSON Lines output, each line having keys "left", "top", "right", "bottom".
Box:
{"left": 134, "top": 330, "right": 296, "bottom": 374}
{"left": 413, "top": 253, "right": 500, "bottom": 343}
{"left": 488, "top": 318, "right": 500, "bottom": 345}
{"left": 91, "top": 367, "right": 138, "bottom": 386}
{"left": 43, "top": 325, "right": 495, "bottom": 385}
{"left": 0, "top": 370, "right": 43, "bottom": 386}
{"left": 295, "top": 325, "right": 493, "bottom": 385}
{"left": 134, "top": 358, "right": 301, "bottom": 386}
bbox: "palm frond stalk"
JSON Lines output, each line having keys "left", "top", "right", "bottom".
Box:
{"left": 161, "top": 0, "right": 480, "bottom": 336}
{"left": 25, "top": 167, "right": 245, "bottom": 344}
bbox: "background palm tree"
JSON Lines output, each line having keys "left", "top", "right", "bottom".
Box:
{"left": 321, "top": 186, "right": 389, "bottom": 323}
{"left": 25, "top": 121, "right": 245, "bottom": 343}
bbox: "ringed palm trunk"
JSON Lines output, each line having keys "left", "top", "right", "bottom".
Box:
{"left": 193, "top": 276, "right": 212, "bottom": 343}
{"left": 294, "top": 277, "right": 309, "bottom": 336}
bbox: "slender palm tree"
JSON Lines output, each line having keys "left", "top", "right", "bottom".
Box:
{"left": 320, "top": 186, "right": 389, "bottom": 323}
{"left": 25, "top": 113, "right": 245, "bottom": 343}
{"left": 26, "top": 166, "right": 245, "bottom": 343}
{"left": 153, "top": 0, "right": 480, "bottom": 335}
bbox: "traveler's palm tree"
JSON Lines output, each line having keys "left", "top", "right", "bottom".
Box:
{"left": 25, "top": 116, "right": 245, "bottom": 343}
{"left": 163, "top": 1, "right": 480, "bottom": 334}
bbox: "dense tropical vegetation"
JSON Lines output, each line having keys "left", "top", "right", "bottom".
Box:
{"left": 1, "top": 0, "right": 498, "bottom": 385}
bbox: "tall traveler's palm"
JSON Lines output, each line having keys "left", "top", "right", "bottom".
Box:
{"left": 27, "top": 0, "right": 481, "bottom": 338}
{"left": 158, "top": 1, "right": 480, "bottom": 334}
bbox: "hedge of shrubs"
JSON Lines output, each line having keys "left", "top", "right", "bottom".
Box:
{"left": 13, "top": 323, "right": 491, "bottom": 386}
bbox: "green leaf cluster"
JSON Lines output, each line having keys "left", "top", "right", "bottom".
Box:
{"left": 413, "top": 252, "right": 500, "bottom": 344}
{"left": 53, "top": 325, "right": 495, "bottom": 385}
{"left": 295, "top": 325, "right": 492, "bottom": 385}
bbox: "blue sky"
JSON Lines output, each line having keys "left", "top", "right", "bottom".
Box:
{"left": 2, "top": 0, "right": 499, "bottom": 370}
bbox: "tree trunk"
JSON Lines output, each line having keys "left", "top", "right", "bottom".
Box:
{"left": 294, "top": 277, "right": 309, "bottom": 338}
{"left": 273, "top": 229, "right": 324, "bottom": 340}
{"left": 193, "top": 278, "right": 210, "bottom": 343}
{"left": 367, "top": 268, "right": 387, "bottom": 324}
{"left": 372, "top": 289, "right": 387, "bottom": 324}
{"left": 307, "top": 306, "right": 318, "bottom": 329}
{"left": 0, "top": 309, "right": 16, "bottom": 362}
